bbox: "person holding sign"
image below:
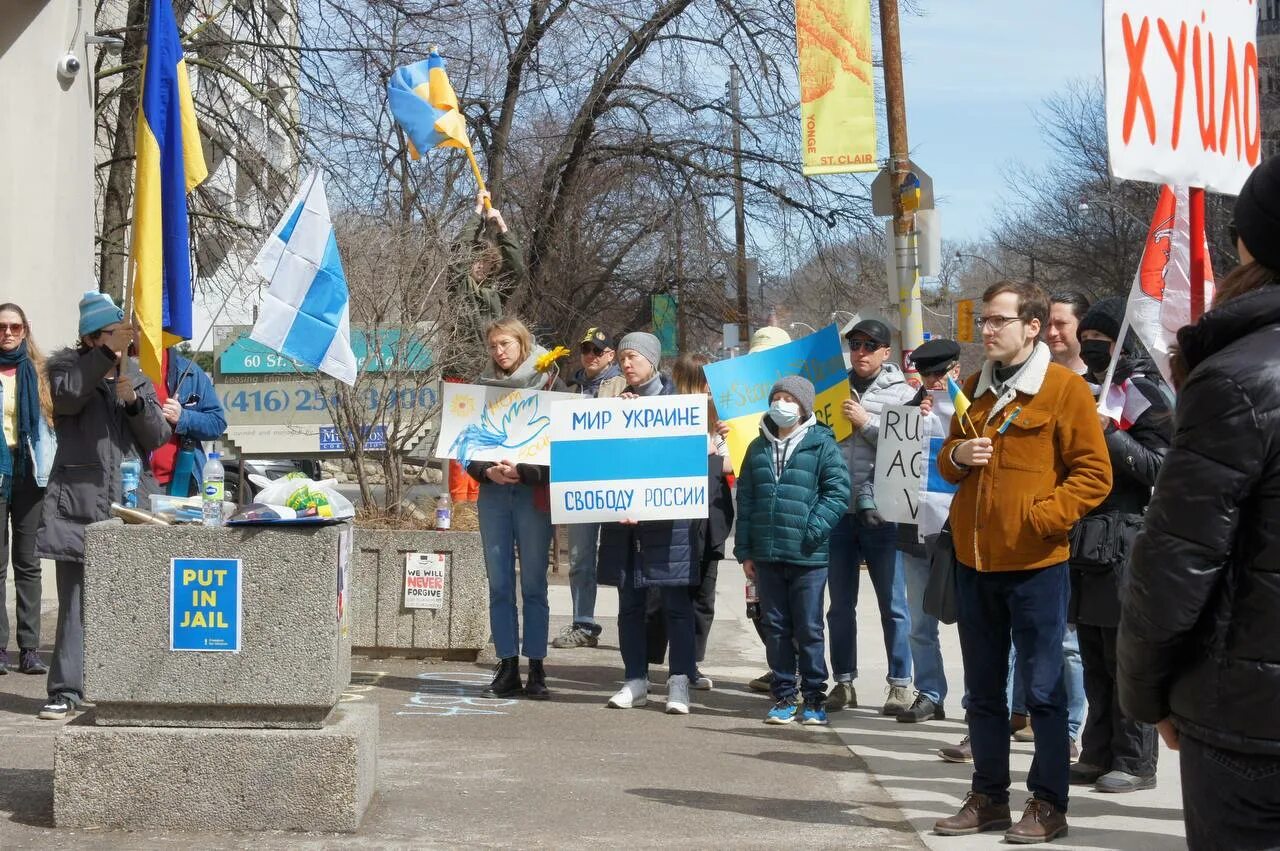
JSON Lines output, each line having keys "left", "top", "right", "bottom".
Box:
{"left": 597, "top": 332, "right": 701, "bottom": 715}
{"left": 827, "top": 319, "right": 917, "bottom": 716}
{"left": 735, "top": 376, "right": 849, "bottom": 726}
{"left": 467, "top": 317, "right": 566, "bottom": 701}
{"left": 933, "top": 282, "right": 1110, "bottom": 843}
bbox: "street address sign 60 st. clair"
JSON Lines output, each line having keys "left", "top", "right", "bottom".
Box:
{"left": 217, "top": 328, "right": 432, "bottom": 375}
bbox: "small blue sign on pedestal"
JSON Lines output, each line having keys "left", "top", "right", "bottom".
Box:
{"left": 170, "top": 558, "right": 242, "bottom": 652}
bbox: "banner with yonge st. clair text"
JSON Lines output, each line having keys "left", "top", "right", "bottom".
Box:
{"left": 703, "top": 324, "right": 852, "bottom": 475}
{"left": 549, "top": 395, "right": 711, "bottom": 524}
{"left": 796, "top": 0, "right": 877, "bottom": 175}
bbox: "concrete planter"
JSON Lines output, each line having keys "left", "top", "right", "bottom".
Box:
{"left": 350, "top": 528, "right": 488, "bottom": 656}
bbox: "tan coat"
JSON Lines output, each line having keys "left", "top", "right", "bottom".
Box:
{"left": 938, "top": 342, "right": 1112, "bottom": 572}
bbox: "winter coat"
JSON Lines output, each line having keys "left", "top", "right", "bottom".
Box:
{"left": 596, "top": 372, "right": 701, "bottom": 587}
{"left": 841, "top": 362, "right": 916, "bottom": 512}
{"left": 1069, "top": 359, "right": 1171, "bottom": 628}
{"left": 35, "top": 347, "right": 171, "bottom": 563}
{"left": 1118, "top": 283, "right": 1280, "bottom": 756}
{"left": 705, "top": 444, "right": 734, "bottom": 560}
{"left": 451, "top": 215, "right": 525, "bottom": 343}
{"left": 565, "top": 362, "right": 626, "bottom": 399}
{"left": 153, "top": 351, "right": 227, "bottom": 497}
{"left": 734, "top": 417, "right": 850, "bottom": 567}
{"left": 938, "top": 342, "right": 1112, "bottom": 572}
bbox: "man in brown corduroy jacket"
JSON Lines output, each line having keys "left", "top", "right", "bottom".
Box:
{"left": 933, "top": 281, "right": 1111, "bottom": 844}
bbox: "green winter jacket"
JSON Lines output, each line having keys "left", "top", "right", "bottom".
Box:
{"left": 734, "top": 418, "right": 851, "bottom": 567}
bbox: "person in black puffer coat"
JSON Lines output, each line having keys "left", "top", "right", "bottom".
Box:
{"left": 1068, "top": 297, "right": 1172, "bottom": 794}
{"left": 1118, "top": 156, "right": 1280, "bottom": 851}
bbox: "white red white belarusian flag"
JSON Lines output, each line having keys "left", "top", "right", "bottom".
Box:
{"left": 1102, "top": 380, "right": 1152, "bottom": 431}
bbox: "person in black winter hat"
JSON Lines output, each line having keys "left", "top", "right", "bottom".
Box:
{"left": 1231, "top": 154, "right": 1280, "bottom": 273}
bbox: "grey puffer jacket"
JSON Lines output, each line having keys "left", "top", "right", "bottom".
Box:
{"left": 35, "top": 347, "right": 171, "bottom": 563}
{"left": 840, "top": 362, "right": 916, "bottom": 512}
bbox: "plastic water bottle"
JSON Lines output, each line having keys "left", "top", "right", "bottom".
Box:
{"left": 202, "top": 452, "right": 225, "bottom": 527}
{"left": 745, "top": 579, "right": 760, "bottom": 620}
{"left": 435, "top": 491, "right": 452, "bottom": 530}
{"left": 120, "top": 458, "right": 141, "bottom": 509}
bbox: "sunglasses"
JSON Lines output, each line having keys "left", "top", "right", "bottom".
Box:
{"left": 0, "top": 323, "right": 24, "bottom": 335}
{"left": 581, "top": 345, "right": 606, "bottom": 356}
{"left": 846, "top": 339, "right": 885, "bottom": 353}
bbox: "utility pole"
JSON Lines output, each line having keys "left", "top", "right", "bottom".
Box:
{"left": 729, "top": 64, "right": 749, "bottom": 348}
{"left": 878, "top": 0, "right": 923, "bottom": 368}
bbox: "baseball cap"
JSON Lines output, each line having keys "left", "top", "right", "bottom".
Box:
{"left": 845, "top": 318, "right": 892, "bottom": 348}
{"left": 580, "top": 327, "right": 612, "bottom": 350}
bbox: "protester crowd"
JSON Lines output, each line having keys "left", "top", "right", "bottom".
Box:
{"left": 1, "top": 160, "right": 1275, "bottom": 848}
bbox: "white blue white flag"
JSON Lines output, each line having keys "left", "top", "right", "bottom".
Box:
{"left": 251, "top": 168, "right": 357, "bottom": 385}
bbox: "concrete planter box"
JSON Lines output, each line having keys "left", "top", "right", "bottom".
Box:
{"left": 350, "top": 528, "right": 488, "bottom": 656}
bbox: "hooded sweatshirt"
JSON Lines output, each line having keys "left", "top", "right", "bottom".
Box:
{"left": 760, "top": 412, "right": 815, "bottom": 478}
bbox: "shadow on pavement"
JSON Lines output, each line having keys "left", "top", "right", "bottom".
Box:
{"left": 0, "top": 768, "right": 52, "bottom": 828}
{"left": 627, "top": 786, "right": 917, "bottom": 832}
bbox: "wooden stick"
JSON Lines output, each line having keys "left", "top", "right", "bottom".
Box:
{"left": 465, "top": 147, "right": 491, "bottom": 210}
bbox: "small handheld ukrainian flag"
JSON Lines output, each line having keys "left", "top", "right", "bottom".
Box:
{"left": 387, "top": 50, "right": 471, "bottom": 159}
{"left": 947, "top": 376, "right": 977, "bottom": 437}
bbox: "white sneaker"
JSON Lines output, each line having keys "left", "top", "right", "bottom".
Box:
{"left": 607, "top": 678, "right": 649, "bottom": 708}
{"left": 666, "top": 674, "right": 691, "bottom": 715}
{"left": 693, "top": 673, "right": 714, "bottom": 690}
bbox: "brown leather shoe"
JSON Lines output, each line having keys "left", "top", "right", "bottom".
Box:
{"left": 937, "top": 735, "right": 973, "bottom": 763}
{"left": 934, "top": 791, "right": 1012, "bottom": 836}
{"left": 1005, "top": 797, "right": 1068, "bottom": 844}
{"left": 1010, "top": 712, "right": 1029, "bottom": 736}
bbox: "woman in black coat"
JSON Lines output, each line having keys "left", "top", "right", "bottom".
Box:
{"left": 1068, "top": 298, "right": 1171, "bottom": 793}
{"left": 1118, "top": 157, "right": 1280, "bottom": 850}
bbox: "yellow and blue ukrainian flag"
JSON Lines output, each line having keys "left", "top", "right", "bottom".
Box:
{"left": 130, "top": 0, "right": 207, "bottom": 384}
{"left": 387, "top": 50, "right": 471, "bottom": 158}
{"left": 947, "top": 376, "right": 977, "bottom": 436}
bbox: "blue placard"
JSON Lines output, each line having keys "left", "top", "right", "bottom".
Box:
{"left": 219, "top": 329, "right": 432, "bottom": 375}
{"left": 703, "top": 324, "right": 849, "bottom": 422}
{"left": 170, "top": 558, "right": 242, "bottom": 652}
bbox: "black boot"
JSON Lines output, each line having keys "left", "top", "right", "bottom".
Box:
{"left": 484, "top": 657, "right": 523, "bottom": 698}
{"left": 524, "top": 659, "right": 550, "bottom": 700}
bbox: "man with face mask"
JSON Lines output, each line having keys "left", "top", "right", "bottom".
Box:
{"left": 1069, "top": 297, "right": 1171, "bottom": 794}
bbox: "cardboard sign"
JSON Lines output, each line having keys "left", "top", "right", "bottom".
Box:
{"left": 170, "top": 558, "right": 242, "bottom": 652}
{"left": 873, "top": 405, "right": 923, "bottom": 525}
{"left": 404, "top": 553, "right": 448, "bottom": 610}
{"left": 436, "top": 383, "right": 577, "bottom": 466}
{"left": 549, "top": 394, "right": 710, "bottom": 524}
{"left": 704, "top": 324, "right": 851, "bottom": 474}
{"left": 1104, "top": 0, "right": 1261, "bottom": 193}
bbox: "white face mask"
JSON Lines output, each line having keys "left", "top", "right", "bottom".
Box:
{"left": 767, "top": 399, "right": 801, "bottom": 427}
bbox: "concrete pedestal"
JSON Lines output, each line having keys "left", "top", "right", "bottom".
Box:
{"left": 54, "top": 702, "right": 377, "bottom": 832}
{"left": 54, "top": 520, "right": 375, "bottom": 833}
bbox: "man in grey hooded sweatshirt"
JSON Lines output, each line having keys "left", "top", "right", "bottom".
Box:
{"left": 826, "top": 319, "right": 917, "bottom": 715}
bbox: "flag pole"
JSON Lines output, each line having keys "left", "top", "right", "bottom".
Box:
{"left": 465, "top": 148, "right": 491, "bottom": 210}
{"left": 1189, "top": 187, "right": 1207, "bottom": 322}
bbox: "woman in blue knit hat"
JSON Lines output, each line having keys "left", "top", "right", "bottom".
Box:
{"left": 33, "top": 291, "right": 170, "bottom": 720}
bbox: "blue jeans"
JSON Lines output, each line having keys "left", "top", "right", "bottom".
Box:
{"left": 1006, "top": 627, "right": 1086, "bottom": 740}
{"left": 566, "top": 522, "right": 601, "bottom": 633}
{"left": 478, "top": 482, "right": 552, "bottom": 660}
{"left": 756, "top": 561, "right": 829, "bottom": 704}
{"left": 901, "top": 547, "right": 947, "bottom": 705}
{"left": 956, "top": 562, "right": 1070, "bottom": 812}
{"left": 827, "top": 514, "right": 912, "bottom": 685}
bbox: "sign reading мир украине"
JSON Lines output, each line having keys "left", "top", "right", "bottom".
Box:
{"left": 170, "top": 558, "right": 242, "bottom": 652}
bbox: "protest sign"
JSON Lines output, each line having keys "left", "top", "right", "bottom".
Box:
{"left": 1104, "top": 0, "right": 1260, "bottom": 194}
{"left": 436, "top": 383, "right": 577, "bottom": 466}
{"left": 550, "top": 394, "right": 710, "bottom": 524}
{"left": 170, "top": 558, "right": 242, "bottom": 652}
{"left": 873, "top": 405, "right": 922, "bottom": 525}
{"left": 404, "top": 553, "right": 447, "bottom": 610}
{"left": 704, "top": 324, "right": 850, "bottom": 474}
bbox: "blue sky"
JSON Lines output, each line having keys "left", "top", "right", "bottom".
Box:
{"left": 897, "top": 1, "right": 1104, "bottom": 241}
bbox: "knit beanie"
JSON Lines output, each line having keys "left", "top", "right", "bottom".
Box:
{"left": 78, "top": 290, "right": 125, "bottom": 337}
{"left": 749, "top": 326, "right": 791, "bottom": 353}
{"left": 1234, "top": 156, "right": 1280, "bottom": 273}
{"left": 770, "top": 375, "right": 816, "bottom": 419}
{"left": 617, "top": 332, "right": 661, "bottom": 370}
{"left": 1078, "top": 296, "right": 1138, "bottom": 353}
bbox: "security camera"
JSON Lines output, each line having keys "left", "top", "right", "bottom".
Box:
{"left": 57, "top": 52, "right": 82, "bottom": 79}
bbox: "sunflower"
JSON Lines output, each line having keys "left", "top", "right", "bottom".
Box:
{"left": 450, "top": 394, "right": 477, "bottom": 418}
{"left": 535, "top": 346, "right": 571, "bottom": 373}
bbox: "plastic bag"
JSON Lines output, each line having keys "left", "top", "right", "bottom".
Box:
{"left": 252, "top": 476, "right": 355, "bottom": 520}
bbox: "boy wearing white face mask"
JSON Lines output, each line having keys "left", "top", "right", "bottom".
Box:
{"left": 735, "top": 376, "right": 851, "bottom": 726}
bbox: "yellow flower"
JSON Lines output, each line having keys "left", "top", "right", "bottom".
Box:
{"left": 535, "top": 346, "right": 571, "bottom": 373}
{"left": 450, "top": 395, "right": 476, "bottom": 418}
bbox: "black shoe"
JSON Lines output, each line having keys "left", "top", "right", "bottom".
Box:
{"left": 1069, "top": 761, "right": 1106, "bottom": 785}
{"left": 18, "top": 649, "right": 47, "bottom": 675}
{"left": 0, "top": 648, "right": 9, "bottom": 674}
{"left": 897, "top": 693, "right": 945, "bottom": 723}
{"left": 483, "top": 657, "right": 523, "bottom": 698}
{"left": 524, "top": 659, "right": 550, "bottom": 700}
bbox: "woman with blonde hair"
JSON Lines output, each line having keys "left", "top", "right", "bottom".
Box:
{"left": 0, "top": 303, "right": 56, "bottom": 675}
{"left": 467, "top": 316, "right": 565, "bottom": 700}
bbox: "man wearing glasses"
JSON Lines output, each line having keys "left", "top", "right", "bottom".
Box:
{"left": 826, "top": 319, "right": 918, "bottom": 716}
{"left": 553, "top": 327, "right": 626, "bottom": 649}
{"left": 933, "top": 282, "right": 1111, "bottom": 843}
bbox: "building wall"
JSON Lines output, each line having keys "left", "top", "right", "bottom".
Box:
{"left": 0, "top": 0, "right": 96, "bottom": 349}
{"left": 1262, "top": 2, "right": 1280, "bottom": 160}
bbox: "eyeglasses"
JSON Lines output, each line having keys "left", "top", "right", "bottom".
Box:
{"left": 0, "top": 323, "right": 24, "bottom": 335}
{"left": 975, "top": 314, "right": 1023, "bottom": 332}
{"left": 487, "top": 339, "right": 519, "bottom": 352}
{"left": 846, "top": 339, "right": 885, "bottom": 353}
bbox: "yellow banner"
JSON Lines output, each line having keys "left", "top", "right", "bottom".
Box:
{"left": 797, "top": 0, "right": 877, "bottom": 176}
{"left": 722, "top": 380, "right": 851, "bottom": 476}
